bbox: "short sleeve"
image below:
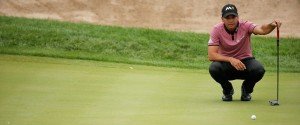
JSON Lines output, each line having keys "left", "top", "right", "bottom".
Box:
{"left": 208, "top": 27, "right": 219, "bottom": 46}
{"left": 244, "top": 21, "right": 257, "bottom": 34}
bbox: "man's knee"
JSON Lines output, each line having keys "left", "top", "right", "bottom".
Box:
{"left": 209, "top": 62, "right": 222, "bottom": 75}
{"left": 248, "top": 63, "right": 265, "bottom": 79}
{"left": 257, "top": 67, "right": 265, "bottom": 75}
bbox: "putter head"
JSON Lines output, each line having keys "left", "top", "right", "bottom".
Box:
{"left": 269, "top": 100, "right": 279, "bottom": 106}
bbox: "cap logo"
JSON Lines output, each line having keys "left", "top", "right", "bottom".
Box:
{"left": 225, "top": 6, "right": 234, "bottom": 11}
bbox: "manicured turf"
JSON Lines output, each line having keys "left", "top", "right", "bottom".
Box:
{"left": 0, "top": 54, "right": 299, "bottom": 125}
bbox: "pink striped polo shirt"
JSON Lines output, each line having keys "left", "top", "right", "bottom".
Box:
{"left": 208, "top": 20, "right": 257, "bottom": 60}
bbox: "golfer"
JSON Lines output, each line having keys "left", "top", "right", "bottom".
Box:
{"left": 208, "top": 4, "right": 281, "bottom": 101}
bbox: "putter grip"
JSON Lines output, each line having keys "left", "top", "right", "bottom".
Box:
{"left": 275, "top": 22, "right": 279, "bottom": 40}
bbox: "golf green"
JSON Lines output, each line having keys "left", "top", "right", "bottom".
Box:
{"left": 0, "top": 54, "right": 299, "bottom": 125}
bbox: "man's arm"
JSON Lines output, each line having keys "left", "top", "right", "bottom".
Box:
{"left": 253, "top": 20, "right": 281, "bottom": 35}
{"left": 208, "top": 46, "right": 230, "bottom": 62}
{"left": 208, "top": 46, "right": 246, "bottom": 70}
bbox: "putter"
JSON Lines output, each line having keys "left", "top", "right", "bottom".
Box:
{"left": 269, "top": 22, "right": 280, "bottom": 106}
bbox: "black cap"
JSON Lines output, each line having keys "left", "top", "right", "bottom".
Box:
{"left": 222, "top": 4, "right": 238, "bottom": 17}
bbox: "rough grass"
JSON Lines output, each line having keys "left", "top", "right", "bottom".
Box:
{"left": 0, "top": 16, "right": 299, "bottom": 72}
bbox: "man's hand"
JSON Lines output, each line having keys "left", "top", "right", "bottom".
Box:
{"left": 253, "top": 20, "right": 282, "bottom": 35}
{"left": 270, "top": 20, "right": 282, "bottom": 28}
{"left": 229, "top": 57, "right": 246, "bottom": 71}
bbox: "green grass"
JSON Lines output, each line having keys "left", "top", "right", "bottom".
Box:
{"left": 0, "top": 55, "right": 299, "bottom": 125}
{"left": 0, "top": 16, "right": 299, "bottom": 72}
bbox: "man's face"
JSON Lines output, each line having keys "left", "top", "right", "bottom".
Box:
{"left": 222, "top": 15, "right": 239, "bottom": 31}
